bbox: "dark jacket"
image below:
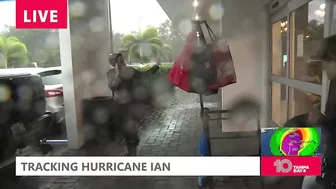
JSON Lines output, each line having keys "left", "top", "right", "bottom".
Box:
{"left": 317, "top": 80, "right": 336, "bottom": 175}
{"left": 318, "top": 80, "right": 336, "bottom": 139}
{"left": 107, "top": 65, "right": 159, "bottom": 104}
{"left": 283, "top": 113, "right": 309, "bottom": 127}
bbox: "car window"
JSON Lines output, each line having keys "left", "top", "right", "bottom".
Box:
{"left": 39, "top": 70, "right": 62, "bottom": 85}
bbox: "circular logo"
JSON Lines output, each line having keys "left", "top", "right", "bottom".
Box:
{"left": 274, "top": 159, "right": 292, "bottom": 173}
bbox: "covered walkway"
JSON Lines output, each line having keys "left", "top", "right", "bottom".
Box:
{"left": 3, "top": 0, "right": 324, "bottom": 188}
{"left": 4, "top": 89, "right": 268, "bottom": 189}
{"left": 60, "top": 0, "right": 269, "bottom": 150}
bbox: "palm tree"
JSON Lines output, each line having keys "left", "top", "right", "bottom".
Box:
{"left": 119, "top": 26, "right": 172, "bottom": 64}
{"left": 0, "top": 36, "right": 29, "bottom": 68}
{"left": 0, "top": 36, "right": 6, "bottom": 68}
{"left": 3, "top": 26, "right": 60, "bottom": 67}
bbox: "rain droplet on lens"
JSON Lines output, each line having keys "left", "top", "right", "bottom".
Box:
{"left": 0, "top": 84, "right": 11, "bottom": 102}
{"left": 17, "top": 85, "right": 32, "bottom": 100}
{"left": 208, "top": 4, "right": 224, "bottom": 20}
{"left": 69, "top": 1, "right": 87, "bottom": 18}
{"left": 179, "top": 19, "right": 192, "bottom": 35}
{"left": 89, "top": 17, "right": 105, "bottom": 32}
{"left": 93, "top": 107, "right": 109, "bottom": 124}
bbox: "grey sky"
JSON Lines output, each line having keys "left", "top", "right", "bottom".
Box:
{"left": 0, "top": 0, "right": 169, "bottom": 34}
{"left": 0, "top": 0, "right": 327, "bottom": 33}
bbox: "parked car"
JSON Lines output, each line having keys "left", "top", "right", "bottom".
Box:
{"left": 37, "top": 67, "right": 63, "bottom": 113}
{"left": 37, "top": 67, "right": 66, "bottom": 137}
{"left": 0, "top": 70, "right": 54, "bottom": 171}
{"left": 0, "top": 67, "right": 64, "bottom": 114}
{"left": 0, "top": 68, "right": 45, "bottom": 75}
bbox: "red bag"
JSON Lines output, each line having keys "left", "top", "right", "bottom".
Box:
{"left": 209, "top": 46, "right": 236, "bottom": 90}
{"left": 168, "top": 33, "right": 195, "bottom": 91}
{"left": 168, "top": 20, "right": 236, "bottom": 94}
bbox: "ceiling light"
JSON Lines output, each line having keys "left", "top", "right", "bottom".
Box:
{"left": 195, "top": 14, "right": 199, "bottom": 20}
{"left": 193, "top": 1, "right": 198, "bottom": 7}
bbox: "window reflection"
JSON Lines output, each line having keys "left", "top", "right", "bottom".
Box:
{"left": 330, "top": 1, "right": 336, "bottom": 35}
{"left": 289, "top": 87, "right": 321, "bottom": 119}
{"left": 272, "top": 82, "right": 288, "bottom": 126}
{"left": 272, "top": 18, "right": 288, "bottom": 77}
{"left": 289, "top": 0, "right": 325, "bottom": 84}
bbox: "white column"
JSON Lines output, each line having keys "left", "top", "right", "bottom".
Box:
{"left": 59, "top": 0, "right": 111, "bottom": 149}
{"left": 219, "top": 0, "right": 269, "bottom": 132}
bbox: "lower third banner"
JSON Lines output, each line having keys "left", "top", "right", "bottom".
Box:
{"left": 16, "top": 156, "right": 260, "bottom": 176}
{"left": 261, "top": 156, "right": 322, "bottom": 176}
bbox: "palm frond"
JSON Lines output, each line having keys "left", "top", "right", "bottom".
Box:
{"left": 6, "top": 42, "right": 28, "bottom": 56}
{"left": 6, "top": 36, "right": 20, "bottom": 43}
{"left": 141, "top": 26, "right": 159, "bottom": 40}
{"left": 145, "top": 37, "right": 163, "bottom": 47}
{"left": 0, "top": 36, "right": 6, "bottom": 49}
{"left": 122, "top": 34, "right": 138, "bottom": 48}
{"left": 121, "top": 26, "right": 173, "bottom": 63}
{"left": 129, "top": 43, "right": 140, "bottom": 63}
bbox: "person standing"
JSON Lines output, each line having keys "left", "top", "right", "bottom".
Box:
{"left": 107, "top": 53, "right": 160, "bottom": 156}
{"left": 301, "top": 34, "right": 336, "bottom": 189}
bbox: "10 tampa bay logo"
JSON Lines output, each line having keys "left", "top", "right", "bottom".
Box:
{"left": 274, "top": 159, "right": 310, "bottom": 173}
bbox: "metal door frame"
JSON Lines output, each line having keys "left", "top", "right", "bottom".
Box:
{"left": 268, "top": 0, "right": 330, "bottom": 126}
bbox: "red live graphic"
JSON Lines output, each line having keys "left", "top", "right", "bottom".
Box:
{"left": 16, "top": 0, "right": 67, "bottom": 29}
{"left": 261, "top": 156, "right": 322, "bottom": 176}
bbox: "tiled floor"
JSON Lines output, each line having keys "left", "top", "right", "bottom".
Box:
{"left": 1, "top": 89, "right": 302, "bottom": 189}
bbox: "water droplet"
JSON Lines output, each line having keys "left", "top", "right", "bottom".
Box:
{"left": 0, "top": 84, "right": 11, "bottom": 102}
{"left": 209, "top": 4, "right": 224, "bottom": 20}
{"left": 179, "top": 19, "right": 192, "bottom": 35}
{"left": 69, "top": 1, "right": 87, "bottom": 18}
{"left": 89, "top": 17, "right": 105, "bottom": 32}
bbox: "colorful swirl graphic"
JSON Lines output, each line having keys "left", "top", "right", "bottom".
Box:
{"left": 269, "top": 127, "right": 321, "bottom": 156}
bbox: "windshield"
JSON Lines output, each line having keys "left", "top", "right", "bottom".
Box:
{"left": 39, "top": 70, "right": 62, "bottom": 85}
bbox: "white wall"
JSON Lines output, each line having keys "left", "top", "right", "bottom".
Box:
{"left": 218, "top": 0, "right": 269, "bottom": 131}
{"left": 203, "top": 0, "right": 269, "bottom": 155}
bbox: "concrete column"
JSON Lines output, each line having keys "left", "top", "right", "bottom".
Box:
{"left": 59, "top": 0, "right": 111, "bottom": 149}
{"left": 218, "top": 0, "right": 269, "bottom": 131}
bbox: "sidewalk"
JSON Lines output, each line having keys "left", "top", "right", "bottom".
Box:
{"left": 8, "top": 89, "right": 268, "bottom": 189}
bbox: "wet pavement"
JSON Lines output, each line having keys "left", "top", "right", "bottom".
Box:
{"left": 0, "top": 89, "right": 293, "bottom": 189}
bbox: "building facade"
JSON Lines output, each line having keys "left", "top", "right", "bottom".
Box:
{"left": 60, "top": 0, "right": 335, "bottom": 148}
{"left": 157, "top": 0, "right": 335, "bottom": 130}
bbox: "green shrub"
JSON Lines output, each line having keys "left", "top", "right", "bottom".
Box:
{"left": 0, "top": 36, "right": 29, "bottom": 68}
{"left": 131, "top": 63, "right": 173, "bottom": 79}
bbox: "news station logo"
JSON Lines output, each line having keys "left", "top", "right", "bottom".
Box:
{"left": 274, "top": 159, "right": 310, "bottom": 174}
{"left": 261, "top": 156, "right": 321, "bottom": 176}
{"left": 260, "top": 127, "right": 322, "bottom": 176}
{"left": 15, "top": 0, "right": 67, "bottom": 29}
